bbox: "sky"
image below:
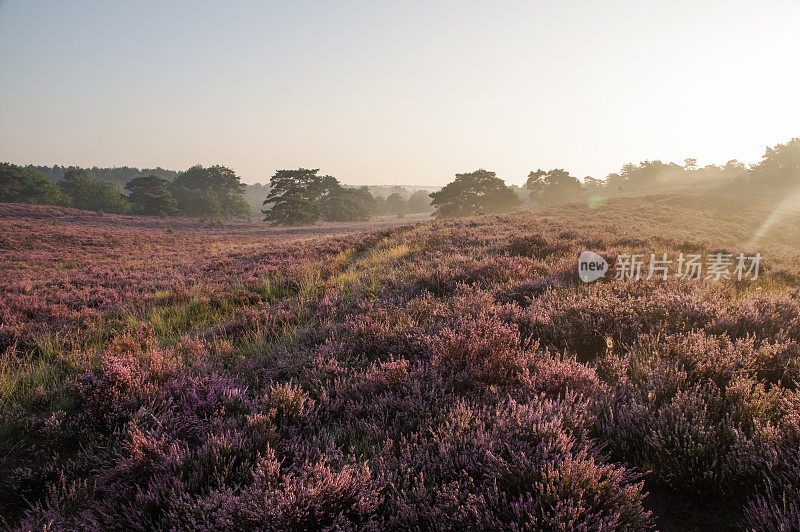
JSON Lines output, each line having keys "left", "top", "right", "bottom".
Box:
{"left": 0, "top": 1, "right": 798, "bottom": 186}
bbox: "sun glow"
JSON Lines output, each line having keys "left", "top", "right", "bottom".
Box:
{"left": 748, "top": 185, "right": 800, "bottom": 247}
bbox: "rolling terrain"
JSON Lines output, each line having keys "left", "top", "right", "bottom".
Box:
{"left": 1, "top": 192, "right": 800, "bottom": 530}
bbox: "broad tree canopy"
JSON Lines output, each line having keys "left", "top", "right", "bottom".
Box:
{"left": 263, "top": 169, "right": 375, "bottom": 225}
{"left": 0, "top": 163, "right": 66, "bottom": 205}
{"left": 125, "top": 175, "right": 178, "bottom": 216}
{"left": 430, "top": 169, "right": 521, "bottom": 218}
{"left": 171, "top": 165, "right": 250, "bottom": 219}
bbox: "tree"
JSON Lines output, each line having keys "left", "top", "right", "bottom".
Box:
{"left": 385, "top": 192, "right": 407, "bottom": 217}
{"left": 23, "top": 165, "right": 180, "bottom": 186}
{"left": 525, "top": 168, "right": 583, "bottom": 205}
{"left": 58, "top": 168, "right": 92, "bottom": 209}
{"left": 605, "top": 172, "right": 626, "bottom": 192}
{"left": 125, "top": 175, "right": 178, "bottom": 216}
{"left": 0, "top": 163, "right": 67, "bottom": 205}
{"left": 264, "top": 171, "right": 373, "bottom": 224}
{"left": 617, "top": 160, "right": 684, "bottom": 190}
{"left": 750, "top": 138, "right": 800, "bottom": 186}
{"left": 543, "top": 169, "right": 582, "bottom": 204}
{"left": 58, "top": 168, "right": 130, "bottom": 213}
{"left": 525, "top": 170, "right": 546, "bottom": 198}
{"left": 170, "top": 165, "right": 250, "bottom": 219}
{"left": 244, "top": 183, "right": 270, "bottom": 220}
{"left": 407, "top": 189, "right": 433, "bottom": 213}
{"left": 721, "top": 159, "right": 748, "bottom": 183}
{"left": 430, "top": 169, "right": 521, "bottom": 218}
{"left": 263, "top": 168, "right": 336, "bottom": 225}
{"left": 582, "top": 176, "right": 605, "bottom": 195}
{"left": 321, "top": 185, "right": 375, "bottom": 222}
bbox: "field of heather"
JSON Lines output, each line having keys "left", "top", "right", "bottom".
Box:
{"left": 2, "top": 193, "right": 800, "bottom": 530}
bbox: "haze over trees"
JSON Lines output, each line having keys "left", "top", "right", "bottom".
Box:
{"left": 384, "top": 192, "right": 407, "bottom": 218}
{"left": 749, "top": 137, "right": 800, "bottom": 186}
{"left": 518, "top": 138, "right": 798, "bottom": 209}
{"left": 368, "top": 186, "right": 431, "bottom": 217}
{"left": 430, "top": 169, "right": 522, "bottom": 218}
{"left": 407, "top": 189, "right": 435, "bottom": 214}
{"left": 321, "top": 185, "right": 375, "bottom": 222}
{"left": 3, "top": 137, "right": 800, "bottom": 222}
{"left": 525, "top": 169, "right": 583, "bottom": 205}
{"left": 243, "top": 182, "right": 269, "bottom": 219}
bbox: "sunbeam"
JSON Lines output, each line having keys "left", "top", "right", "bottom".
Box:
{"left": 747, "top": 183, "right": 800, "bottom": 247}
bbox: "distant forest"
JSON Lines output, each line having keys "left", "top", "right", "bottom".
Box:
{"left": 26, "top": 165, "right": 180, "bottom": 186}
{"left": 3, "top": 137, "right": 799, "bottom": 223}
{"left": 24, "top": 165, "right": 267, "bottom": 218}
{"left": 3, "top": 164, "right": 437, "bottom": 223}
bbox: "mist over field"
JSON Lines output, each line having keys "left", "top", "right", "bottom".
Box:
{"left": 2, "top": 1, "right": 800, "bottom": 530}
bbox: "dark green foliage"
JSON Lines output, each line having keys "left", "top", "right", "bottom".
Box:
{"left": 321, "top": 186, "right": 375, "bottom": 222}
{"left": 263, "top": 168, "right": 329, "bottom": 225}
{"left": 264, "top": 169, "right": 376, "bottom": 225}
{"left": 58, "top": 168, "right": 131, "bottom": 214}
{"left": 125, "top": 175, "right": 178, "bottom": 216}
{"left": 170, "top": 165, "right": 250, "bottom": 219}
{"left": 0, "top": 163, "right": 67, "bottom": 205}
{"left": 430, "top": 169, "right": 522, "bottom": 218}
{"left": 26, "top": 165, "right": 179, "bottom": 186}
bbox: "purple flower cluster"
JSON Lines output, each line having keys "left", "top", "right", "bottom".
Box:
{"left": 2, "top": 198, "right": 800, "bottom": 529}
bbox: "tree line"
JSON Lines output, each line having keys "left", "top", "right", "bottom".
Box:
{"left": 0, "top": 164, "right": 251, "bottom": 219}
{"left": 3, "top": 137, "right": 799, "bottom": 223}
{"left": 261, "top": 169, "right": 435, "bottom": 225}
{"left": 427, "top": 138, "right": 800, "bottom": 218}
{"left": 0, "top": 163, "right": 434, "bottom": 223}
{"left": 25, "top": 165, "right": 180, "bottom": 186}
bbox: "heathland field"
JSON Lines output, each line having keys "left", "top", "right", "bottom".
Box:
{"left": 2, "top": 192, "right": 800, "bottom": 530}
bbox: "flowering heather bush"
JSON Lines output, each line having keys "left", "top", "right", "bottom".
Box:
{"left": 2, "top": 193, "right": 800, "bottom": 529}
{"left": 744, "top": 453, "right": 800, "bottom": 531}
{"left": 376, "top": 397, "right": 651, "bottom": 530}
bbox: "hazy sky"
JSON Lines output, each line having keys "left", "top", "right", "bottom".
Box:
{"left": 1, "top": 1, "right": 798, "bottom": 186}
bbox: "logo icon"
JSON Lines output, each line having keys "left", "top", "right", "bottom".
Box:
{"left": 578, "top": 251, "right": 608, "bottom": 283}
